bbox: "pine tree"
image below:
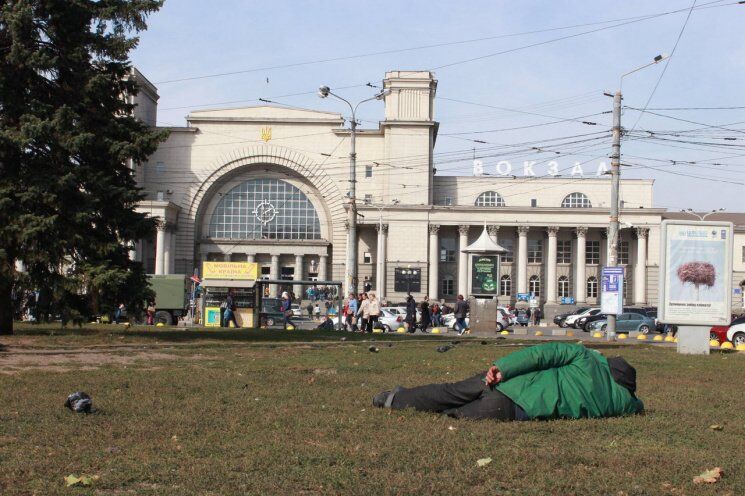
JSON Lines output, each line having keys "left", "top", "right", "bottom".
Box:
{"left": 0, "top": 0, "right": 166, "bottom": 334}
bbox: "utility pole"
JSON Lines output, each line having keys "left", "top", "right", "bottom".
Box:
{"left": 606, "top": 90, "right": 622, "bottom": 341}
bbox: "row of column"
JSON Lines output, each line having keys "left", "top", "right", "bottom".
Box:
{"left": 425, "top": 224, "right": 649, "bottom": 304}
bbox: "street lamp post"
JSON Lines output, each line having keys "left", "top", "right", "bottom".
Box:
{"left": 681, "top": 208, "right": 726, "bottom": 221}
{"left": 606, "top": 54, "right": 668, "bottom": 341}
{"left": 318, "top": 86, "right": 390, "bottom": 296}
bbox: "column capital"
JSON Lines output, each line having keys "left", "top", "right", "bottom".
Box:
{"left": 517, "top": 226, "right": 530, "bottom": 236}
{"left": 376, "top": 223, "right": 389, "bottom": 234}
{"left": 428, "top": 224, "right": 440, "bottom": 235}
{"left": 458, "top": 224, "right": 470, "bottom": 236}
{"left": 546, "top": 226, "right": 560, "bottom": 237}
{"left": 155, "top": 219, "right": 167, "bottom": 231}
{"left": 634, "top": 227, "right": 650, "bottom": 239}
{"left": 600, "top": 228, "right": 608, "bottom": 239}
{"left": 344, "top": 220, "right": 350, "bottom": 231}
{"left": 487, "top": 225, "right": 500, "bottom": 236}
{"left": 574, "top": 226, "right": 588, "bottom": 238}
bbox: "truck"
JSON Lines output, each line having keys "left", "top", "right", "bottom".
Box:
{"left": 148, "top": 274, "right": 189, "bottom": 325}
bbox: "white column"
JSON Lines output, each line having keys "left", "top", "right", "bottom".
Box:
{"left": 517, "top": 226, "right": 529, "bottom": 295}
{"left": 546, "top": 227, "right": 559, "bottom": 304}
{"left": 634, "top": 227, "right": 649, "bottom": 305}
{"left": 575, "top": 226, "right": 588, "bottom": 303}
{"left": 457, "top": 225, "right": 470, "bottom": 296}
{"left": 428, "top": 224, "right": 440, "bottom": 300}
{"left": 293, "top": 255, "right": 303, "bottom": 298}
{"left": 154, "top": 221, "right": 166, "bottom": 275}
{"left": 376, "top": 224, "right": 388, "bottom": 299}
{"left": 269, "top": 254, "right": 280, "bottom": 297}
{"left": 318, "top": 255, "right": 328, "bottom": 282}
{"left": 162, "top": 229, "right": 172, "bottom": 275}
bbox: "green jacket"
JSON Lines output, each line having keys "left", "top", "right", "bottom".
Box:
{"left": 494, "top": 342, "right": 643, "bottom": 420}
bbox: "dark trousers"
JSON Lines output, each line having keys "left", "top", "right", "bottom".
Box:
{"left": 390, "top": 373, "right": 518, "bottom": 421}
{"left": 365, "top": 315, "right": 378, "bottom": 333}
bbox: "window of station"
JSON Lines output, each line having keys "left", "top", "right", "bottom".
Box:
{"left": 558, "top": 276, "right": 570, "bottom": 298}
{"left": 529, "top": 275, "right": 541, "bottom": 296}
{"left": 619, "top": 241, "right": 630, "bottom": 265}
{"left": 561, "top": 192, "right": 592, "bottom": 208}
{"left": 501, "top": 238, "right": 514, "bottom": 263}
{"left": 528, "top": 239, "right": 543, "bottom": 263}
{"left": 557, "top": 240, "right": 572, "bottom": 264}
{"left": 586, "top": 240, "right": 600, "bottom": 265}
{"left": 475, "top": 191, "right": 506, "bottom": 207}
{"left": 441, "top": 275, "right": 454, "bottom": 296}
{"left": 500, "top": 275, "right": 512, "bottom": 296}
{"left": 587, "top": 276, "right": 598, "bottom": 298}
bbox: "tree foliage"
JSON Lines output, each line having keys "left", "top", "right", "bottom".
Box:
{"left": 0, "top": 0, "right": 166, "bottom": 333}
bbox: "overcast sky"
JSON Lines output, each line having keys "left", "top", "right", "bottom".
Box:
{"left": 130, "top": 0, "right": 745, "bottom": 212}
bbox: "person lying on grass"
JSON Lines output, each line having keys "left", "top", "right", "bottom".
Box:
{"left": 373, "top": 342, "right": 643, "bottom": 421}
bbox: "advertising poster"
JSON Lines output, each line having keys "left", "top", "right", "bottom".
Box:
{"left": 600, "top": 267, "right": 624, "bottom": 315}
{"left": 471, "top": 255, "right": 498, "bottom": 294}
{"left": 202, "top": 261, "right": 258, "bottom": 281}
{"left": 659, "top": 221, "right": 733, "bottom": 325}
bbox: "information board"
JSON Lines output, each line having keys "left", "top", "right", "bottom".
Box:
{"left": 659, "top": 220, "right": 733, "bottom": 325}
{"left": 470, "top": 255, "right": 499, "bottom": 295}
{"left": 600, "top": 266, "right": 624, "bottom": 316}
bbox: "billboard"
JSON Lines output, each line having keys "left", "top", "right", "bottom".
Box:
{"left": 600, "top": 267, "right": 624, "bottom": 316}
{"left": 658, "top": 221, "right": 733, "bottom": 326}
{"left": 470, "top": 255, "right": 499, "bottom": 295}
{"left": 202, "top": 262, "right": 258, "bottom": 281}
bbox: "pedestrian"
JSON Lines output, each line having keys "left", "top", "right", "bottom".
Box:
{"left": 281, "top": 291, "right": 294, "bottom": 330}
{"left": 405, "top": 294, "right": 417, "bottom": 333}
{"left": 526, "top": 308, "right": 533, "bottom": 326}
{"left": 534, "top": 308, "right": 542, "bottom": 325}
{"left": 146, "top": 301, "right": 156, "bottom": 325}
{"left": 345, "top": 293, "right": 358, "bottom": 332}
{"left": 420, "top": 297, "right": 431, "bottom": 333}
{"left": 222, "top": 289, "right": 240, "bottom": 328}
{"left": 306, "top": 301, "right": 314, "bottom": 319}
{"left": 313, "top": 302, "right": 321, "bottom": 321}
{"left": 367, "top": 291, "right": 381, "bottom": 333}
{"left": 114, "top": 302, "right": 125, "bottom": 324}
{"left": 357, "top": 292, "right": 369, "bottom": 333}
{"left": 372, "top": 342, "right": 644, "bottom": 421}
{"left": 453, "top": 294, "right": 468, "bottom": 335}
{"left": 431, "top": 301, "right": 441, "bottom": 327}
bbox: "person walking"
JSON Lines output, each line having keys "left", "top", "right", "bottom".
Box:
{"left": 281, "top": 291, "right": 294, "bottom": 330}
{"left": 404, "top": 294, "right": 417, "bottom": 333}
{"left": 367, "top": 291, "right": 381, "bottom": 333}
{"left": 146, "top": 301, "right": 156, "bottom": 325}
{"left": 306, "top": 301, "right": 314, "bottom": 319}
{"left": 313, "top": 302, "right": 321, "bottom": 321}
{"left": 372, "top": 342, "right": 644, "bottom": 421}
{"left": 113, "top": 303, "right": 125, "bottom": 324}
{"left": 222, "top": 289, "right": 240, "bottom": 328}
{"left": 454, "top": 294, "right": 468, "bottom": 335}
{"left": 345, "top": 293, "right": 358, "bottom": 332}
{"left": 420, "top": 297, "right": 432, "bottom": 333}
{"left": 357, "top": 293, "right": 370, "bottom": 333}
{"left": 430, "top": 301, "right": 441, "bottom": 327}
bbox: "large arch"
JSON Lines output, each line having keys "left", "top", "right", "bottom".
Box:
{"left": 174, "top": 145, "right": 347, "bottom": 272}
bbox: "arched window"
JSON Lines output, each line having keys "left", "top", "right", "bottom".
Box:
{"left": 500, "top": 275, "right": 512, "bottom": 296}
{"left": 558, "top": 276, "right": 570, "bottom": 298}
{"left": 475, "top": 191, "right": 506, "bottom": 207}
{"left": 529, "top": 275, "right": 541, "bottom": 297}
{"left": 561, "top": 192, "right": 592, "bottom": 208}
{"left": 587, "top": 276, "right": 598, "bottom": 298}
{"left": 209, "top": 178, "right": 321, "bottom": 240}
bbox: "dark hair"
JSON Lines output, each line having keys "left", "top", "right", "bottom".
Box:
{"left": 607, "top": 357, "right": 637, "bottom": 394}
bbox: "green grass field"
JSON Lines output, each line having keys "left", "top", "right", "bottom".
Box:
{"left": 1, "top": 324, "right": 743, "bottom": 495}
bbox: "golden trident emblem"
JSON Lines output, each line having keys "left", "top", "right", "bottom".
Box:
{"left": 260, "top": 126, "right": 272, "bottom": 142}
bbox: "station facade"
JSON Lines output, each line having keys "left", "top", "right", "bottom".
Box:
{"left": 130, "top": 70, "right": 745, "bottom": 316}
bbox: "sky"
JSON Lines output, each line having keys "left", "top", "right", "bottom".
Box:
{"left": 130, "top": 0, "right": 745, "bottom": 212}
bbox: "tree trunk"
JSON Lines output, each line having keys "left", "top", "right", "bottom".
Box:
{"left": 0, "top": 276, "right": 13, "bottom": 335}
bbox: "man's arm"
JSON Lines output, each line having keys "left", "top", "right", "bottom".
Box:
{"left": 493, "top": 342, "right": 589, "bottom": 381}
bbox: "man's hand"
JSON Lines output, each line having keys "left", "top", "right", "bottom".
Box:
{"left": 485, "top": 365, "right": 503, "bottom": 386}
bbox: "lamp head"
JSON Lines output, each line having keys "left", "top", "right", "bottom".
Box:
{"left": 318, "top": 85, "right": 330, "bottom": 98}
{"left": 375, "top": 89, "right": 391, "bottom": 100}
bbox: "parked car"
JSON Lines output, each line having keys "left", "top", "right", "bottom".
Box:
{"left": 578, "top": 307, "right": 657, "bottom": 332}
{"left": 442, "top": 313, "right": 469, "bottom": 332}
{"left": 553, "top": 311, "right": 573, "bottom": 328}
{"left": 709, "top": 325, "right": 729, "bottom": 343}
{"left": 496, "top": 308, "right": 511, "bottom": 332}
{"left": 499, "top": 307, "right": 516, "bottom": 325}
{"left": 565, "top": 308, "right": 601, "bottom": 328}
{"left": 589, "top": 312, "right": 656, "bottom": 334}
{"left": 291, "top": 304, "right": 302, "bottom": 317}
{"left": 710, "top": 316, "right": 745, "bottom": 346}
{"left": 516, "top": 310, "right": 530, "bottom": 326}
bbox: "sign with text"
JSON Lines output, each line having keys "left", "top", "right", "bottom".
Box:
{"left": 517, "top": 293, "right": 529, "bottom": 301}
{"left": 561, "top": 297, "right": 575, "bottom": 305}
{"left": 202, "top": 261, "right": 258, "bottom": 281}
{"left": 658, "top": 220, "right": 733, "bottom": 325}
{"left": 470, "top": 255, "right": 499, "bottom": 295}
{"left": 601, "top": 266, "right": 624, "bottom": 316}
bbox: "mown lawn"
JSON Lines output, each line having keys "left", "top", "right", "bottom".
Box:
{"left": 1, "top": 324, "right": 743, "bottom": 495}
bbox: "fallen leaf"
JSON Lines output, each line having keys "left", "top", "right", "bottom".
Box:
{"left": 709, "top": 424, "right": 724, "bottom": 431}
{"left": 476, "top": 457, "right": 492, "bottom": 467}
{"left": 693, "top": 467, "right": 723, "bottom": 484}
{"left": 65, "top": 475, "right": 80, "bottom": 487}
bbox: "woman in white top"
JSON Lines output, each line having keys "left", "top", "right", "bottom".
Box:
{"left": 366, "top": 291, "right": 381, "bottom": 333}
{"left": 357, "top": 293, "right": 369, "bottom": 333}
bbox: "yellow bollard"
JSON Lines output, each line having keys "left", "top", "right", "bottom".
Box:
{"left": 566, "top": 330, "right": 574, "bottom": 337}
{"left": 500, "top": 330, "right": 509, "bottom": 335}
{"left": 534, "top": 330, "right": 544, "bottom": 337}
{"left": 636, "top": 334, "right": 647, "bottom": 341}
{"left": 674, "top": 337, "right": 678, "bottom": 343}
{"left": 396, "top": 327, "right": 406, "bottom": 333}
{"left": 664, "top": 335, "right": 675, "bottom": 342}
{"left": 720, "top": 341, "right": 734, "bottom": 350}
{"left": 617, "top": 333, "right": 627, "bottom": 340}
{"left": 653, "top": 335, "right": 663, "bottom": 342}
{"left": 709, "top": 339, "right": 720, "bottom": 348}
{"left": 372, "top": 328, "right": 383, "bottom": 334}
{"left": 156, "top": 322, "right": 165, "bottom": 327}
{"left": 736, "top": 343, "right": 745, "bottom": 351}
{"left": 431, "top": 328, "right": 441, "bottom": 334}
{"left": 592, "top": 331, "right": 603, "bottom": 338}
{"left": 286, "top": 324, "right": 295, "bottom": 331}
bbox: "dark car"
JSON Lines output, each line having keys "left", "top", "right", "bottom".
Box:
{"left": 259, "top": 297, "right": 285, "bottom": 327}
{"left": 553, "top": 310, "right": 577, "bottom": 328}
{"left": 577, "top": 307, "right": 657, "bottom": 332}
{"left": 516, "top": 310, "right": 530, "bottom": 326}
